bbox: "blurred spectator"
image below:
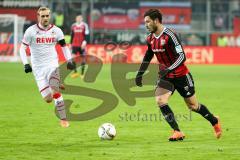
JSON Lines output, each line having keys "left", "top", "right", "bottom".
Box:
{"left": 213, "top": 14, "right": 225, "bottom": 30}
{"left": 236, "top": 35, "right": 240, "bottom": 47}
{"left": 217, "top": 35, "right": 228, "bottom": 47}
{"left": 212, "top": 3, "right": 228, "bottom": 30}
{"left": 0, "top": 33, "right": 10, "bottom": 44}
{"left": 186, "top": 34, "right": 204, "bottom": 46}
{"left": 64, "top": 34, "right": 71, "bottom": 44}
{"left": 53, "top": 10, "right": 64, "bottom": 30}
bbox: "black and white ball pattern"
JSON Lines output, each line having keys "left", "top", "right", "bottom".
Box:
{"left": 98, "top": 123, "right": 116, "bottom": 140}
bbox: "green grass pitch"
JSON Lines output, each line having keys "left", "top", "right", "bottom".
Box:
{"left": 0, "top": 63, "right": 240, "bottom": 160}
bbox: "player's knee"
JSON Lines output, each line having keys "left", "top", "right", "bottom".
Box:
{"left": 45, "top": 98, "right": 53, "bottom": 103}
{"left": 155, "top": 96, "right": 168, "bottom": 106}
{"left": 44, "top": 94, "right": 53, "bottom": 103}
{"left": 49, "top": 82, "right": 60, "bottom": 92}
{"left": 186, "top": 102, "right": 198, "bottom": 111}
{"left": 51, "top": 86, "right": 59, "bottom": 93}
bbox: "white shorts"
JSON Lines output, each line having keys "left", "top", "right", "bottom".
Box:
{"left": 33, "top": 67, "right": 60, "bottom": 98}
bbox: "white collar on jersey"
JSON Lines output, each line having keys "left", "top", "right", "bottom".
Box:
{"left": 37, "top": 23, "right": 53, "bottom": 31}
{"left": 153, "top": 27, "right": 166, "bottom": 39}
{"left": 75, "top": 22, "right": 85, "bottom": 26}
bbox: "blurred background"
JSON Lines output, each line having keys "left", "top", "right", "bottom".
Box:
{"left": 0, "top": 0, "right": 240, "bottom": 63}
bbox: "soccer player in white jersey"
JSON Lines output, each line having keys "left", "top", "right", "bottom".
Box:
{"left": 19, "top": 7, "right": 76, "bottom": 128}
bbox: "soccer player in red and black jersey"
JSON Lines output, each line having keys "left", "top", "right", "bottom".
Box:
{"left": 70, "top": 15, "right": 89, "bottom": 78}
{"left": 135, "top": 9, "right": 222, "bottom": 141}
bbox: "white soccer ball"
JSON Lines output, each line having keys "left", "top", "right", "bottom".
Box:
{"left": 98, "top": 123, "right": 116, "bottom": 140}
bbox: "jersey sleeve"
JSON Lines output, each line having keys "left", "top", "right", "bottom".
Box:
{"left": 136, "top": 35, "right": 154, "bottom": 76}
{"left": 166, "top": 30, "right": 186, "bottom": 71}
{"left": 145, "top": 34, "right": 154, "bottom": 61}
{"left": 56, "top": 27, "right": 65, "bottom": 41}
{"left": 84, "top": 23, "right": 89, "bottom": 35}
{"left": 22, "top": 27, "right": 32, "bottom": 45}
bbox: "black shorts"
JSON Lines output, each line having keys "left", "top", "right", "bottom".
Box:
{"left": 156, "top": 73, "right": 195, "bottom": 98}
{"left": 72, "top": 47, "right": 85, "bottom": 55}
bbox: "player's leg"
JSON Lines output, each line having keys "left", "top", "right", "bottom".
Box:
{"left": 42, "top": 90, "right": 52, "bottom": 103}
{"left": 176, "top": 73, "right": 222, "bottom": 138}
{"left": 34, "top": 68, "right": 68, "bottom": 127}
{"left": 48, "top": 68, "right": 69, "bottom": 127}
{"left": 184, "top": 94, "right": 218, "bottom": 125}
{"left": 80, "top": 48, "right": 86, "bottom": 77}
{"left": 33, "top": 68, "right": 53, "bottom": 103}
{"left": 184, "top": 95, "right": 222, "bottom": 138}
{"left": 39, "top": 84, "right": 53, "bottom": 103}
{"left": 155, "top": 78, "right": 185, "bottom": 141}
{"left": 71, "top": 46, "right": 80, "bottom": 78}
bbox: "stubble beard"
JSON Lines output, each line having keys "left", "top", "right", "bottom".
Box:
{"left": 151, "top": 25, "right": 158, "bottom": 33}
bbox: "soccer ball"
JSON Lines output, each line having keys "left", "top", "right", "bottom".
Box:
{"left": 98, "top": 123, "right": 116, "bottom": 140}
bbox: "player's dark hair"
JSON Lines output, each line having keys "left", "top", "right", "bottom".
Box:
{"left": 144, "top": 9, "right": 162, "bottom": 23}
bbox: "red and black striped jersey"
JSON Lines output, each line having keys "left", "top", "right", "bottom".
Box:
{"left": 70, "top": 22, "right": 89, "bottom": 47}
{"left": 144, "top": 27, "right": 189, "bottom": 78}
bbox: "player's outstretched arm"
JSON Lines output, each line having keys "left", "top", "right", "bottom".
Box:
{"left": 135, "top": 45, "right": 154, "bottom": 87}
{"left": 58, "top": 39, "right": 76, "bottom": 70}
{"left": 19, "top": 43, "right": 32, "bottom": 73}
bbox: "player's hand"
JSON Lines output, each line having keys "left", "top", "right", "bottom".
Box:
{"left": 24, "top": 64, "right": 32, "bottom": 73}
{"left": 135, "top": 75, "right": 143, "bottom": 87}
{"left": 81, "top": 40, "right": 87, "bottom": 49}
{"left": 67, "top": 61, "right": 76, "bottom": 70}
{"left": 159, "top": 68, "right": 169, "bottom": 78}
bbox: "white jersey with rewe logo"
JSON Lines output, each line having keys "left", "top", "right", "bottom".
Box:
{"left": 22, "top": 24, "right": 64, "bottom": 69}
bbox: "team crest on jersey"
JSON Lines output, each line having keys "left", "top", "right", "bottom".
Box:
{"left": 51, "top": 31, "right": 56, "bottom": 35}
{"left": 161, "top": 39, "right": 166, "bottom": 45}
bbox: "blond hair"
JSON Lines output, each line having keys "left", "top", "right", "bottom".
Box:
{"left": 37, "top": 7, "right": 51, "bottom": 15}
